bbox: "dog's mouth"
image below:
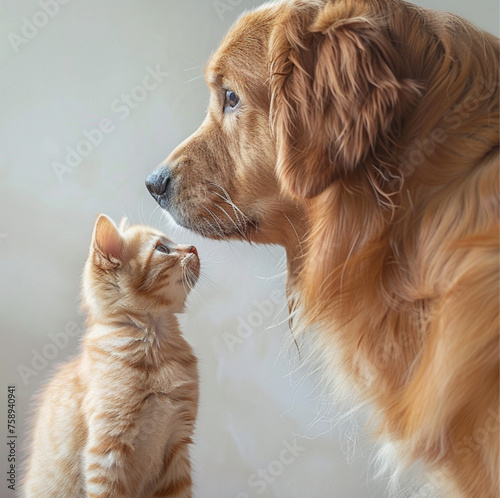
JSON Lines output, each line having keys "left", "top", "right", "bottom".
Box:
{"left": 173, "top": 202, "right": 260, "bottom": 241}
{"left": 146, "top": 173, "right": 259, "bottom": 241}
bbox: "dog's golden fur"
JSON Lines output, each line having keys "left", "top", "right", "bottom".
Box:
{"left": 151, "top": 0, "right": 499, "bottom": 495}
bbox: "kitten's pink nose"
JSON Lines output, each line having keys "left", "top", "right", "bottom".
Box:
{"left": 187, "top": 245, "right": 198, "bottom": 258}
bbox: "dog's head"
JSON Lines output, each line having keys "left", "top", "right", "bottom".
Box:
{"left": 146, "top": 3, "right": 302, "bottom": 248}
{"left": 146, "top": 0, "right": 420, "bottom": 251}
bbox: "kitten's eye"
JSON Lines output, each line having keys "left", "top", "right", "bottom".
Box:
{"left": 155, "top": 242, "right": 170, "bottom": 254}
{"left": 224, "top": 89, "right": 240, "bottom": 112}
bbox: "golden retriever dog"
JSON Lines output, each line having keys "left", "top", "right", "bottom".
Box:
{"left": 146, "top": 0, "right": 499, "bottom": 495}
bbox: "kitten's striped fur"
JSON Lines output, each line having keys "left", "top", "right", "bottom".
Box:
{"left": 23, "top": 215, "right": 199, "bottom": 497}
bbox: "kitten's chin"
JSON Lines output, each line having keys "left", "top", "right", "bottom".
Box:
{"left": 189, "top": 259, "right": 200, "bottom": 281}
{"left": 183, "top": 269, "right": 199, "bottom": 290}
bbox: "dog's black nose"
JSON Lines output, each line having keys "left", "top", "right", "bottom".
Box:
{"left": 146, "top": 168, "right": 170, "bottom": 199}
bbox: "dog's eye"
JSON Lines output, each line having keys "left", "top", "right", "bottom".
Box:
{"left": 224, "top": 89, "right": 240, "bottom": 112}
{"left": 155, "top": 242, "right": 170, "bottom": 254}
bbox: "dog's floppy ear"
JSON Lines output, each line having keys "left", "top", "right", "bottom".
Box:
{"left": 270, "top": 1, "right": 421, "bottom": 199}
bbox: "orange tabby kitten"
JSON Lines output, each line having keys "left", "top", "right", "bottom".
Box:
{"left": 23, "top": 215, "right": 200, "bottom": 498}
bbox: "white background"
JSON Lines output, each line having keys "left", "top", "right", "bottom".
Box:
{"left": 0, "top": 1, "right": 497, "bottom": 497}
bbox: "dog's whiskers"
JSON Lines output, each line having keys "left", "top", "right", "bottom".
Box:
{"left": 208, "top": 183, "right": 257, "bottom": 228}
{"left": 210, "top": 190, "right": 246, "bottom": 228}
{"left": 209, "top": 188, "right": 245, "bottom": 222}
{"left": 213, "top": 202, "right": 246, "bottom": 237}
{"left": 201, "top": 209, "right": 226, "bottom": 238}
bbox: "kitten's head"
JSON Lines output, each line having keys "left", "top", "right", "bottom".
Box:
{"left": 82, "top": 214, "right": 200, "bottom": 317}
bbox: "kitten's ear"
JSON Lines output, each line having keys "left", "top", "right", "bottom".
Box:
{"left": 92, "top": 214, "right": 124, "bottom": 266}
{"left": 119, "top": 217, "right": 129, "bottom": 231}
